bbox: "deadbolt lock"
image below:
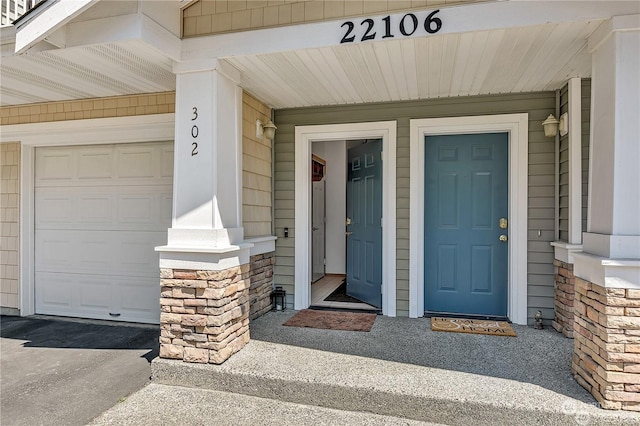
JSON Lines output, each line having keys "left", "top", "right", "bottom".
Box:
{"left": 499, "top": 234, "right": 508, "bottom": 242}
{"left": 346, "top": 217, "right": 352, "bottom": 225}
{"left": 499, "top": 218, "right": 508, "bottom": 229}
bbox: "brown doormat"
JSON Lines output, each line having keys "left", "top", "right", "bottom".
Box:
{"left": 431, "top": 317, "right": 517, "bottom": 337}
{"left": 283, "top": 309, "right": 377, "bottom": 332}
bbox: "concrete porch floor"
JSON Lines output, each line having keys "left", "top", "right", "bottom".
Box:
{"left": 143, "top": 311, "right": 639, "bottom": 425}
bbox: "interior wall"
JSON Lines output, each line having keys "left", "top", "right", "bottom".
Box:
{"left": 312, "top": 140, "right": 346, "bottom": 274}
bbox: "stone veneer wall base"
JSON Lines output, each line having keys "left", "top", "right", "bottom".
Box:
{"left": 159, "top": 265, "right": 250, "bottom": 365}
{"left": 572, "top": 278, "right": 640, "bottom": 411}
{"left": 553, "top": 259, "right": 575, "bottom": 338}
{"left": 249, "top": 253, "right": 275, "bottom": 321}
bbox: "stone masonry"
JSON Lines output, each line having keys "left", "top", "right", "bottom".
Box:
{"left": 159, "top": 265, "right": 250, "bottom": 364}
{"left": 553, "top": 259, "right": 575, "bottom": 338}
{"left": 572, "top": 278, "right": 640, "bottom": 411}
{"left": 249, "top": 253, "right": 275, "bottom": 320}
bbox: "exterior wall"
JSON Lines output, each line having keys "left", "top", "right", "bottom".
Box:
{"left": 274, "top": 92, "right": 556, "bottom": 320}
{"left": 182, "top": 0, "right": 491, "bottom": 37}
{"left": 0, "top": 92, "right": 176, "bottom": 126}
{"left": 0, "top": 142, "right": 20, "bottom": 314}
{"left": 248, "top": 252, "right": 275, "bottom": 319}
{"left": 242, "top": 92, "right": 273, "bottom": 238}
{"left": 572, "top": 278, "right": 640, "bottom": 411}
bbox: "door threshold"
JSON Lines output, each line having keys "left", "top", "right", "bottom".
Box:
{"left": 309, "top": 305, "right": 381, "bottom": 315}
{"left": 424, "top": 311, "right": 510, "bottom": 323}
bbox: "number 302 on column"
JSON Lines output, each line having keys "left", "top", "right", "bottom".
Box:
{"left": 190, "top": 106, "right": 198, "bottom": 156}
{"left": 340, "top": 10, "right": 442, "bottom": 44}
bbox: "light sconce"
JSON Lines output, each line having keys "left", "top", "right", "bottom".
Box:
{"left": 542, "top": 113, "right": 568, "bottom": 138}
{"left": 256, "top": 119, "right": 277, "bottom": 140}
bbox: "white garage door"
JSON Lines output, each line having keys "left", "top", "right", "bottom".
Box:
{"left": 35, "top": 142, "right": 173, "bottom": 324}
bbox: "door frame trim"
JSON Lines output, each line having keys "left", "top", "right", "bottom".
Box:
{"left": 409, "top": 114, "right": 528, "bottom": 325}
{"left": 295, "top": 121, "right": 397, "bottom": 316}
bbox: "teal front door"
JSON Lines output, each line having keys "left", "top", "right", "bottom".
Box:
{"left": 346, "top": 139, "right": 382, "bottom": 308}
{"left": 424, "top": 133, "right": 508, "bottom": 317}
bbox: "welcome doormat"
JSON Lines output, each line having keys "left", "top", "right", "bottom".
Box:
{"left": 430, "top": 317, "right": 517, "bottom": 337}
{"left": 283, "top": 309, "right": 377, "bottom": 332}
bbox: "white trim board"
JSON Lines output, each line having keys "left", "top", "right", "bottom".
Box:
{"left": 10, "top": 114, "right": 175, "bottom": 317}
{"left": 294, "top": 121, "right": 397, "bottom": 317}
{"left": 409, "top": 114, "right": 529, "bottom": 325}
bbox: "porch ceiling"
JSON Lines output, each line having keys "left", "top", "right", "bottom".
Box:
{"left": 225, "top": 20, "right": 604, "bottom": 109}
{"left": 0, "top": 39, "right": 175, "bottom": 106}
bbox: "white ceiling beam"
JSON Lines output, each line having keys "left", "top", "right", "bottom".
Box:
{"left": 64, "top": 13, "right": 180, "bottom": 61}
{"left": 182, "top": 1, "right": 640, "bottom": 61}
{"left": 15, "top": 0, "right": 99, "bottom": 54}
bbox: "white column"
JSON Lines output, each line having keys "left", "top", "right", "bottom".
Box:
{"left": 573, "top": 15, "right": 640, "bottom": 288}
{"left": 157, "top": 60, "right": 251, "bottom": 270}
{"left": 551, "top": 77, "right": 583, "bottom": 263}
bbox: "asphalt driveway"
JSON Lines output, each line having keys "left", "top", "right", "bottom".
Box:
{"left": 0, "top": 315, "right": 158, "bottom": 426}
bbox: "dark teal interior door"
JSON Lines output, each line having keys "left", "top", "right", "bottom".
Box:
{"left": 424, "top": 133, "right": 508, "bottom": 317}
{"left": 346, "top": 139, "right": 382, "bottom": 308}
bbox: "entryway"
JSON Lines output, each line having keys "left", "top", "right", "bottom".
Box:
{"left": 309, "top": 138, "right": 382, "bottom": 312}
{"left": 423, "top": 133, "right": 509, "bottom": 318}
{"left": 294, "top": 121, "right": 397, "bottom": 316}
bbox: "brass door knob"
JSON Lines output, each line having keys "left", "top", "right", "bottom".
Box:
{"left": 499, "top": 234, "right": 508, "bottom": 242}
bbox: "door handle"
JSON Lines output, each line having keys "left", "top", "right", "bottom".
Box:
{"left": 499, "top": 234, "right": 508, "bottom": 242}
{"left": 312, "top": 227, "right": 319, "bottom": 231}
{"left": 345, "top": 231, "right": 353, "bottom": 236}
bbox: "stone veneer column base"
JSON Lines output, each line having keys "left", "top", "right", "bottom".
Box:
{"left": 158, "top": 265, "right": 250, "bottom": 364}
{"left": 249, "top": 253, "right": 275, "bottom": 320}
{"left": 553, "top": 259, "right": 575, "bottom": 338}
{"left": 572, "top": 278, "right": 640, "bottom": 411}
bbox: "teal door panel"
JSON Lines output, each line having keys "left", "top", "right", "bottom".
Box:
{"left": 347, "top": 139, "right": 382, "bottom": 308}
{"left": 424, "top": 133, "right": 508, "bottom": 317}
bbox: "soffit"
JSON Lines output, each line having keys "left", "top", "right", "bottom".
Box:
{"left": 0, "top": 39, "right": 175, "bottom": 106}
{"left": 225, "top": 20, "right": 603, "bottom": 109}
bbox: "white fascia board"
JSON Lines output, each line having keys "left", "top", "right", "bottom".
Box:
{"left": 182, "top": 1, "right": 640, "bottom": 60}
{"left": 15, "top": 0, "right": 99, "bottom": 54}
{"left": 64, "top": 13, "right": 180, "bottom": 61}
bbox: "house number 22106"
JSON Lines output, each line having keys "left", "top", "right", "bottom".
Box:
{"left": 190, "top": 106, "right": 198, "bottom": 156}
{"left": 340, "top": 10, "right": 442, "bottom": 44}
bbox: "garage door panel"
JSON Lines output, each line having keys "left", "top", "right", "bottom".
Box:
{"left": 35, "top": 142, "right": 172, "bottom": 324}
{"left": 36, "top": 150, "right": 74, "bottom": 181}
{"left": 160, "top": 147, "right": 174, "bottom": 178}
{"left": 77, "top": 148, "right": 114, "bottom": 180}
{"left": 36, "top": 187, "right": 172, "bottom": 231}
{"left": 36, "top": 194, "right": 76, "bottom": 224}
{"left": 117, "top": 147, "right": 155, "bottom": 178}
{"left": 36, "top": 273, "right": 73, "bottom": 309}
{"left": 117, "top": 232, "right": 167, "bottom": 276}
{"left": 115, "top": 277, "right": 160, "bottom": 322}
{"left": 78, "top": 194, "right": 115, "bottom": 224}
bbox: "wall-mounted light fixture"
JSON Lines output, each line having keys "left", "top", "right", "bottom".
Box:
{"left": 542, "top": 113, "right": 569, "bottom": 138}
{"left": 256, "top": 119, "right": 277, "bottom": 140}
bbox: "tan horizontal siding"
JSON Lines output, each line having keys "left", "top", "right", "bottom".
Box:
{"left": 0, "top": 92, "right": 176, "bottom": 126}
{"left": 242, "top": 91, "right": 274, "bottom": 238}
{"left": 274, "top": 91, "right": 556, "bottom": 319}
{"left": 183, "top": 0, "right": 493, "bottom": 37}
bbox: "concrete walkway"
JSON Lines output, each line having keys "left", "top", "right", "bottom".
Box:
{"left": 148, "top": 311, "right": 639, "bottom": 425}
{"left": 0, "top": 315, "right": 158, "bottom": 426}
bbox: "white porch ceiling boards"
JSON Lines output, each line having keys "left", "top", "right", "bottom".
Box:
{"left": 225, "top": 20, "right": 604, "bottom": 109}
{"left": 0, "top": 39, "right": 175, "bottom": 106}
